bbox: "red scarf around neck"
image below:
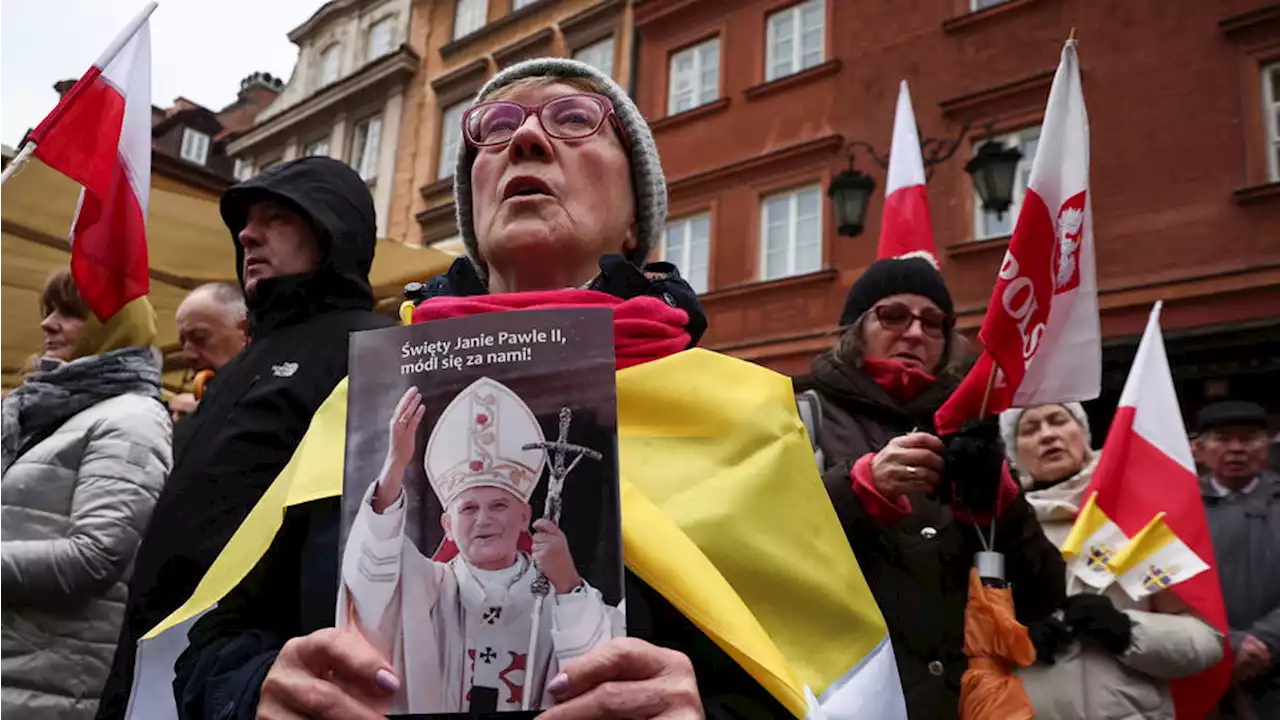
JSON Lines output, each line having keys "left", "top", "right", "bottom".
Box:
{"left": 411, "top": 290, "right": 691, "bottom": 370}
{"left": 862, "top": 357, "right": 937, "bottom": 403}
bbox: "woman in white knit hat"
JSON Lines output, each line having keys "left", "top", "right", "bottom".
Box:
{"left": 1002, "top": 403, "right": 1223, "bottom": 720}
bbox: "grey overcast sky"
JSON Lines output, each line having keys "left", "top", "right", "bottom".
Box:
{"left": 1, "top": 0, "right": 317, "bottom": 148}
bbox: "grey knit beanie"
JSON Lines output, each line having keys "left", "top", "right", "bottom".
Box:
{"left": 999, "top": 402, "right": 1092, "bottom": 468}
{"left": 453, "top": 57, "right": 667, "bottom": 279}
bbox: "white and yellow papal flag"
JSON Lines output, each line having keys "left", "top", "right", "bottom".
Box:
{"left": 1059, "top": 492, "right": 1128, "bottom": 589}
{"left": 1106, "top": 512, "right": 1210, "bottom": 602}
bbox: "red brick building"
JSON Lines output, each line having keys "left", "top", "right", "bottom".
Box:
{"left": 633, "top": 0, "right": 1280, "bottom": 427}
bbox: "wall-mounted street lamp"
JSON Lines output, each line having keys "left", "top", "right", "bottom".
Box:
{"left": 827, "top": 121, "right": 1023, "bottom": 237}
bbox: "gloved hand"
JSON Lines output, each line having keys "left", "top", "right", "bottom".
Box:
{"left": 1027, "top": 616, "right": 1071, "bottom": 665}
{"left": 939, "top": 418, "right": 1005, "bottom": 515}
{"left": 1063, "top": 593, "right": 1133, "bottom": 655}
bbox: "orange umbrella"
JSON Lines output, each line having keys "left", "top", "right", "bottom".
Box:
{"left": 959, "top": 565, "right": 1037, "bottom": 720}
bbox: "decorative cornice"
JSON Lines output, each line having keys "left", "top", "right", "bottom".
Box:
{"left": 493, "top": 27, "right": 556, "bottom": 69}
{"left": 430, "top": 57, "right": 491, "bottom": 106}
{"left": 743, "top": 59, "right": 842, "bottom": 102}
{"left": 666, "top": 134, "right": 843, "bottom": 194}
{"left": 440, "top": 0, "right": 564, "bottom": 61}
{"left": 1219, "top": 4, "right": 1280, "bottom": 38}
{"left": 634, "top": 0, "right": 702, "bottom": 30}
{"left": 648, "top": 97, "right": 730, "bottom": 133}
{"left": 559, "top": 0, "right": 625, "bottom": 50}
{"left": 939, "top": 68, "right": 1055, "bottom": 121}
{"left": 288, "top": 0, "right": 359, "bottom": 43}
{"left": 942, "top": 0, "right": 1041, "bottom": 35}
{"left": 226, "top": 47, "right": 419, "bottom": 156}
{"left": 1233, "top": 181, "right": 1280, "bottom": 206}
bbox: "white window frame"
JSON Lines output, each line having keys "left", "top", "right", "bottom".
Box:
{"left": 438, "top": 101, "right": 466, "bottom": 180}
{"left": 972, "top": 125, "right": 1041, "bottom": 241}
{"left": 759, "top": 184, "right": 823, "bottom": 281}
{"left": 232, "top": 158, "right": 248, "bottom": 181}
{"left": 180, "top": 128, "right": 210, "bottom": 165}
{"left": 970, "top": 0, "right": 1010, "bottom": 10}
{"left": 351, "top": 115, "right": 383, "bottom": 182}
{"left": 573, "top": 36, "right": 615, "bottom": 78}
{"left": 513, "top": 0, "right": 539, "bottom": 9}
{"left": 667, "top": 38, "right": 720, "bottom": 116}
{"left": 661, "top": 213, "right": 712, "bottom": 295}
{"left": 367, "top": 17, "right": 395, "bottom": 62}
{"left": 318, "top": 43, "right": 341, "bottom": 87}
{"left": 453, "top": 0, "right": 486, "bottom": 40}
{"left": 304, "top": 136, "right": 331, "bottom": 158}
{"left": 1265, "top": 62, "right": 1280, "bottom": 182}
{"left": 765, "top": 0, "right": 825, "bottom": 82}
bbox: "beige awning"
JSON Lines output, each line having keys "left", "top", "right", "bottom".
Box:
{"left": 2, "top": 158, "right": 454, "bottom": 392}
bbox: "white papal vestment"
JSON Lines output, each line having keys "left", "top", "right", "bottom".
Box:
{"left": 338, "top": 482, "right": 621, "bottom": 714}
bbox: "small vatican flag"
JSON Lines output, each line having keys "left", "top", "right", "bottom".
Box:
{"left": 1106, "top": 512, "right": 1210, "bottom": 602}
{"left": 1060, "top": 492, "right": 1129, "bottom": 589}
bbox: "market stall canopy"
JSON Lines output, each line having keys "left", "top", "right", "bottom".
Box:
{"left": 2, "top": 158, "right": 455, "bottom": 391}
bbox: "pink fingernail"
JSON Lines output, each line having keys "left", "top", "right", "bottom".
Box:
{"left": 375, "top": 669, "right": 401, "bottom": 693}
{"left": 546, "top": 672, "right": 569, "bottom": 696}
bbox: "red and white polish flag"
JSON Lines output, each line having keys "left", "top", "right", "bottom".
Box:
{"left": 877, "top": 80, "right": 938, "bottom": 262}
{"left": 28, "top": 3, "right": 154, "bottom": 322}
{"left": 935, "top": 39, "right": 1100, "bottom": 434}
{"left": 1086, "top": 302, "right": 1231, "bottom": 718}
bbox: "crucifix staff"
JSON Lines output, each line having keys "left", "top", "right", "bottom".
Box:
{"left": 519, "top": 406, "right": 602, "bottom": 710}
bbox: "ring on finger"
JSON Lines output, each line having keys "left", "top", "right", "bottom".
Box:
{"left": 906, "top": 465, "right": 917, "bottom": 478}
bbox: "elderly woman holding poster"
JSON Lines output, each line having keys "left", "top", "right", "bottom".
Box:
{"left": 1001, "top": 403, "right": 1222, "bottom": 720}
{"left": 792, "top": 256, "right": 1068, "bottom": 720}
{"left": 172, "top": 57, "right": 803, "bottom": 720}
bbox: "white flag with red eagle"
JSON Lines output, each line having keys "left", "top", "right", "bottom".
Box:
{"left": 936, "top": 39, "right": 1100, "bottom": 434}
{"left": 26, "top": 3, "right": 155, "bottom": 321}
{"left": 878, "top": 80, "right": 938, "bottom": 263}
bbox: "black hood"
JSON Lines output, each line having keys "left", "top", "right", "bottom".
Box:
{"left": 220, "top": 156, "right": 378, "bottom": 336}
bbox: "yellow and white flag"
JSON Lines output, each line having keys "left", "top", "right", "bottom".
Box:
{"left": 1106, "top": 512, "right": 1210, "bottom": 602}
{"left": 1059, "top": 492, "right": 1129, "bottom": 589}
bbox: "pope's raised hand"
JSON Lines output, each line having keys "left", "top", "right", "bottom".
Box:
{"left": 374, "top": 386, "right": 425, "bottom": 513}
{"left": 532, "top": 519, "right": 582, "bottom": 594}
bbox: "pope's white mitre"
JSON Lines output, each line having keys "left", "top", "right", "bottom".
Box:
{"left": 425, "top": 376, "right": 545, "bottom": 508}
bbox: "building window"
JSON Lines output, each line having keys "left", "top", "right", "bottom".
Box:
{"left": 668, "top": 38, "right": 720, "bottom": 115}
{"left": 760, "top": 184, "right": 822, "bottom": 281}
{"left": 367, "top": 17, "right": 394, "bottom": 61}
{"left": 766, "top": 0, "right": 825, "bottom": 82}
{"left": 319, "top": 43, "right": 341, "bottom": 87}
{"left": 513, "top": 0, "right": 539, "bottom": 9}
{"left": 232, "top": 158, "right": 248, "bottom": 181}
{"left": 973, "top": 126, "right": 1040, "bottom": 240}
{"left": 438, "top": 101, "right": 466, "bottom": 180}
{"left": 351, "top": 115, "right": 382, "bottom": 182}
{"left": 661, "top": 213, "right": 712, "bottom": 294}
{"left": 1265, "top": 62, "right": 1280, "bottom": 182}
{"left": 454, "top": 0, "right": 486, "bottom": 40}
{"left": 574, "top": 37, "right": 615, "bottom": 78}
{"left": 304, "top": 137, "right": 331, "bottom": 157}
{"left": 180, "top": 128, "right": 210, "bottom": 165}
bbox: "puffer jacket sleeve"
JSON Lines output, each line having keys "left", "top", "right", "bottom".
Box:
{"left": 1118, "top": 592, "right": 1225, "bottom": 680}
{"left": 1, "top": 395, "right": 172, "bottom": 604}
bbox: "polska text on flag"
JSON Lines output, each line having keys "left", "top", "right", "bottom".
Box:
{"left": 935, "top": 39, "right": 1100, "bottom": 433}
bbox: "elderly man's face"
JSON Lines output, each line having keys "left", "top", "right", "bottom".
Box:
{"left": 176, "top": 292, "right": 246, "bottom": 372}
{"left": 470, "top": 82, "right": 636, "bottom": 289}
{"left": 1201, "top": 424, "right": 1269, "bottom": 483}
{"left": 442, "top": 486, "right": 531, "bottom": 571}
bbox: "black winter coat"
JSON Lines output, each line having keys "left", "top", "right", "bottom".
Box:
{"left": 97, "top": 158, "right": 396, "bottom": 720}
{"left": 173, "top": 257, "right": 791, "bottom": 720}
{"left": 794, "top": 352, "right": 1066, "bottom": 720}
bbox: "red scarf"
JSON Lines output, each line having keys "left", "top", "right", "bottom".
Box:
{"left": 411, "top": 289, "right": 691, "bottom": 370}
{"left": 862, "top": 357, "right": 936, "bottom": 403}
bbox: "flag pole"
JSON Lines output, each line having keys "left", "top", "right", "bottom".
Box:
{"left": 1, "top": 1, "right": 158, "bottom": 189}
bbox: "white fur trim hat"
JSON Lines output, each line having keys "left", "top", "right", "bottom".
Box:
{"left": 452, "top": 57, "right": 667, "bottom": 279}
{"left": 999, "top": 402, "right": 1092, "bottom": 469}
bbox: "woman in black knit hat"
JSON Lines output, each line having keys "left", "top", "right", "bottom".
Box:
{"left": 794, "top": 255, "right": 1066, "bottom": 720}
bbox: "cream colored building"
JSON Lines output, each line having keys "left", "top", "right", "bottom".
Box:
{"left": 227, "top": 0, "right": 418, "bottom": 237}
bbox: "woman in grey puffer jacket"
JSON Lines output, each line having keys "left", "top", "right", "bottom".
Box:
{"left": 1003, "top": 403, "right": 1224, "bottom": 720}
{"left": 2, "top": 271, "right": 172, "bottom": 720}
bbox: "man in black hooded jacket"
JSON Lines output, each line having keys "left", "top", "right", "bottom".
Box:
{"left": 97, "top": 157, "right": 395, "bottom": 719}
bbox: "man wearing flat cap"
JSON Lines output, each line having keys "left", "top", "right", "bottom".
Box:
{"left": 1195, "top": 401, "right": 1280, "bottom": 718}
